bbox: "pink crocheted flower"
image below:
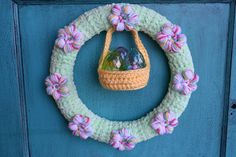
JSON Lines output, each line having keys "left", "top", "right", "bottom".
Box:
{"left": 108, "top": 4, "right": 139, "bottom": 31}
{"left": 151, "top": 111, "right": 178, "bottom": 135}
{"left": 173, "top": 69, "right": 199, "bottom": 95}
{"left": 55, "top": 24, "right": 83, "bottom": 53}
{"left": 109, "top": 128, "right": 136, "bottom": 151}
{"left": 45, "top": 73, "right": 69, "bottom": 101}
{"left": 156, "top": 23, "right": 187, "bottom": 53}
{"left": 68, "top": 114, "right": 93, "bottom": 139}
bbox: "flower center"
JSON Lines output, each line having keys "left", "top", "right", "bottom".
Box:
{"left": 172, "top": 34, "right": 178, "bottom": 41}
{"left": 164, "top": 120, "right": 169, "bottom": 126}
{"left": 121, "top": 138, "right": 128, "bottom": 145}
{"left": 53, "top": 83, "right": 60, "bottom": 90}
{"left": 122, "top": 14, "right": 127, "bottom": 20}
{"left": 68, "top": 36, "right": 75, "bottom": 42}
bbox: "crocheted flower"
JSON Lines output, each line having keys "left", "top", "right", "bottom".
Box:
{"left": 173, "top": 69, "right": 199, "bottom": 95}
{"left": 109, "top": 128, "right": 136, "bottom": 151}
{"left": 151, "top": 111, "right": 178, "bottom": 135}
{"left": 108, "top": 4, "right": 138, "bottom": 31}
{"left": 156, "top": 23, "right": 187, "bottom": 53}
{"left": 68, "top": 114, "right": 93, "bottom": 139}
{"left": 55, "top": 24, "right": 83, "bottom": 53}
{"left": 45, "top": 73, "right": 69, "bottom": 101}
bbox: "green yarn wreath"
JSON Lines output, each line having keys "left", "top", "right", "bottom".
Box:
{"left": 46, "top": 3, "right": 199, "bottom": 150}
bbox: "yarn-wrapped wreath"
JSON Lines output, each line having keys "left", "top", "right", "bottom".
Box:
{"left": 45, "top": 4, "right": 199, "bottom": 151}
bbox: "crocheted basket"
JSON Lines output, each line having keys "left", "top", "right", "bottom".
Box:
{"left": 98, "top": 27, "right": 150, "bottom": 90}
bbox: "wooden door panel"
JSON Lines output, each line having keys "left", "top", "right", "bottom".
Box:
{"left": 0, "top": 1, "right": 27, "bottom": 157}
{"left": 19, "top": 3, "right": 229, "bottom": 157}
{"left": 226, "top": 10, "right": 236, "bottom": 157}
{"left": 0, "top": 1, "right": 235, "bottom": 157}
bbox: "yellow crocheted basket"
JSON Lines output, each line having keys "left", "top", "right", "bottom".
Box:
{"left": 98, "top": 27, "right": 150, "bottom": 90}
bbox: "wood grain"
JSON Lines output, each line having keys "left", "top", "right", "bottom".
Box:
{"left": 0, "top": 1, "right": 29, "bottom": 157}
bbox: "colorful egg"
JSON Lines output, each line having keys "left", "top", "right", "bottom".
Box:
{"left": 102, "top": 47, "right": 145, "bottom": 71}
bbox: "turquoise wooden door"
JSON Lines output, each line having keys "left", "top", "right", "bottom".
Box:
{"left": 0, "top": 0, "right": 236, "bottom": 157}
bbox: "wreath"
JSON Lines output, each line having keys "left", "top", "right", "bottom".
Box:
{"left": 45, "top": 4, "right": 199, "bottom": 151}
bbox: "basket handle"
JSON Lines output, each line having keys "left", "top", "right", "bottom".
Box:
{"left": 98, "top": 27, "right": 150, "bottom": 69}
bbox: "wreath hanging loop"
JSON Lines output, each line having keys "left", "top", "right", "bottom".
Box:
{"left": 98, "top": 27, "right": 150, "bottom": 90}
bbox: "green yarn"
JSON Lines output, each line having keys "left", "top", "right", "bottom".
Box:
{"left": 49, "top": 4, "right": 194, "bottom": 144}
